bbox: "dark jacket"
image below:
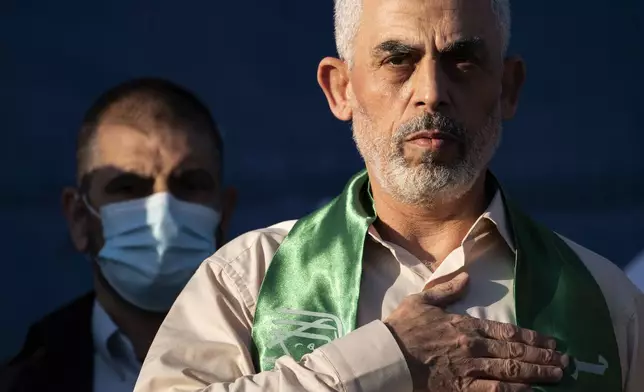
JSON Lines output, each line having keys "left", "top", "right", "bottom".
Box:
{"left": 0, "top": 293, "right": 95, "bottom": 392}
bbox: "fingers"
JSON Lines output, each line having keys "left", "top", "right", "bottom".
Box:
{"left": 464, "top": 358, "right": 563, "bottom": 384}
{"left": 472, "top": 319, "right": 557, "bottom": 349}
{"left": 421, "top": 272, "right": 469, "bottom": 307}
{"left": 474, "top": 338, "right": 568, "bottom": 368}
{"left": 459, "top": 378, "right": 532, "bottom": 391}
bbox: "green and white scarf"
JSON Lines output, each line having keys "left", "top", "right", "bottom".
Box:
{"left": 251, "top": 170, "right": 621, "bottom": 391}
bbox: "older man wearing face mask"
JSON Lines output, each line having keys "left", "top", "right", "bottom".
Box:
{"left": 135, "top": 1, "right": 644, "bottom": 391}
{"left": 1, "top": 78, "right": 236, "bottom": 392}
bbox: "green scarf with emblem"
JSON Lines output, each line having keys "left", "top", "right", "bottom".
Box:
{"left": 251, "top": 170, "right": 621, "bottom": 391}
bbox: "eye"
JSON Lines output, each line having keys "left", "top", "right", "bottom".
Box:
{"left": 104, "top": 174, "right": 153, "bottom": 199}
{"left": 384, "top": 53, "right": 415, "bottom": 67}
{"left": 446, "top": 53, "right": 481, "bottom": 73}
{"left": 456, "top": 61, "right": 479, "bottom": 72}
{"left": 179, "top": 177, "right": 214, "bottom": 191}
{"left": 170, "top": 169, "right": 216, "bottom": 194}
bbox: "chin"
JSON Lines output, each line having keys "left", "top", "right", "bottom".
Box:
{"left": 382, "top": 163, "right": 479, "bottom": 206}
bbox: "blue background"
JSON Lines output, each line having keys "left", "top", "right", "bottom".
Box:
{"left": 1, "top": 1, "right": 642, "bottom": 359}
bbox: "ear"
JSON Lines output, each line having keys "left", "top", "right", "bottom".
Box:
{"left": 61, "top": 187, "right": 90, "bottom": 252}
{"left": 500, "top": 56, "right": 526, "bottom": 120}
{"left": 317, "top": 57, "right": 353, "bottom": 121}
{"left": 217, "top": 186, "right": 238, "bottom": 245}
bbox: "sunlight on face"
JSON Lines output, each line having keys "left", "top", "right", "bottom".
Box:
{"left": 348, "top": 0, "right": 505, "bottom": 205}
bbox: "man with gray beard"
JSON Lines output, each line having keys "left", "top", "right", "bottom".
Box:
{"left": 355, "top": 111, "right": 501, "bottom": 208}
{"left": 135, "top": 0, "right": 643, "bottom": 391}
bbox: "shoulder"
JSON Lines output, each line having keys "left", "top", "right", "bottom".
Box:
{"left": 37, "top": 292, "right": 95, "bottom": 331}
{"left": 200, "top": 220, "right": 297, "bottom": 309}
{"left": 0, "top": 348, "right": 46, "bottom": 392}
{"left": 1, "top": 293, "right": 95, "bottom": 390}
{"left": 558, "top": 234, "right": 640, "bottom": 319}
{"left": 8, "top": 292, "right": 94, "bottom": 363}
{"left": 557, "top": 235, "right": 644, "bottom": 387}
{"left": 208, "top": 220, "right": 296, "bottom": 271}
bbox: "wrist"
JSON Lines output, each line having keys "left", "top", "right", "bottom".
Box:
{"left": 383, "top": 321, "right": 427, "bottom": 390}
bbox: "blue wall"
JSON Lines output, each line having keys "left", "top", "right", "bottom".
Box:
{"left": 1, "top": 1, "right": 642, "bottom": 359}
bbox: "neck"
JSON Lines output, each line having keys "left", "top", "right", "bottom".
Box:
{"left": 93, "top": 269, "right": 165, "bottom": 362}
{"left": 370, "top": 170, "right": 489, "bottom": 268}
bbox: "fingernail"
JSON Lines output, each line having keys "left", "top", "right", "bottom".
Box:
{"left": 554, "top": 368, "right": 563, "bottom": 378}
{"left": 561, "top": 354, "right": 570, "bottom": 368}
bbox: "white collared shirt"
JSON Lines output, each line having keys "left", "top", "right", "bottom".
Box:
{"left": 92, "top": 300, "right": 141, "bottom": 392}
{"left": 135, "top": 190, "right": 644, "bottom": 392}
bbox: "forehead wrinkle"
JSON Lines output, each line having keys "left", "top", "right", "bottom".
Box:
{"left": 364, "top": 0, "right": 498, "bottom": 51}
{"left": 372, "top": 19, "right": 479, "bottom": 48}
{"left": 102, "top": 108, "right": 222, "bottom": 166}
{"left": 91, "top": 124, "right": 164, "bottom": 175}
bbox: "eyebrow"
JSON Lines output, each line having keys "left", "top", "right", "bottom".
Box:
{"left": 372, "top": 40, "right": 421, "bottom": 57}
{"left": 372, "top": 37, "right": 487, "bottom": 57}
{"left": 441, "top": 37, "right": 486, "bottom": 54}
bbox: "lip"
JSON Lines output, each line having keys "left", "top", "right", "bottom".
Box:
{"left": 405, "top": 130, "right": 460, "bottom": 143}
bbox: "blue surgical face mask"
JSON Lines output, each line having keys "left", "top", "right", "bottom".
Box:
{"left": 83, "top": 192, "right": 221, "bottom": 312}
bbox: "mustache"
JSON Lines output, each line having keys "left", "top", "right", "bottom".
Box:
{"left": 394, "top": 113, "right": 466, "bottom": 142}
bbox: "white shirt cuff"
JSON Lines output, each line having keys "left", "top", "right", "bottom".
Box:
{"left": 317, "top": 320, "right": 413, "bottom": 392}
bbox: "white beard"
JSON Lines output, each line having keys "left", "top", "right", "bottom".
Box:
{"left": 352, "top": 104, "right": 503, "bottom": 206}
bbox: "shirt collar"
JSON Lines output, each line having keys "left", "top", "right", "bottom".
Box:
{"left": 368, "top": 188, "right": 515, "bottom": 253}
{"left": 476, "top": 189, "right": 515, "bottom": 251}
{"left": 92, "top": 300, "right": 119, "bottom": 362}
{"left": 91, "top": 300, "right": 141, "bottom": 379}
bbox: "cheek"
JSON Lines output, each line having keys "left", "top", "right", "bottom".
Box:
{"left": 351, "top": 72, "right": 408, "bottom": 131}
{"left": 458, "top": 80, "right": 502, "bottom": 129}
{"left": 352, "top": 64, "right": 404, "bottom": 106}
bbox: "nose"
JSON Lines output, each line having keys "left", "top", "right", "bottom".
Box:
{"left": 412, "top": 57, "right": 450, "bottom": 113}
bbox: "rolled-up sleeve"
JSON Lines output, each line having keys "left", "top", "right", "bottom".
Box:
{"left": 134, "top": 229, "right": 412, "bottom": 392}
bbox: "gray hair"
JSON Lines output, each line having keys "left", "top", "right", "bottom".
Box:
{"left": 334, "top": 0, "right": 511, "bottom": 64}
